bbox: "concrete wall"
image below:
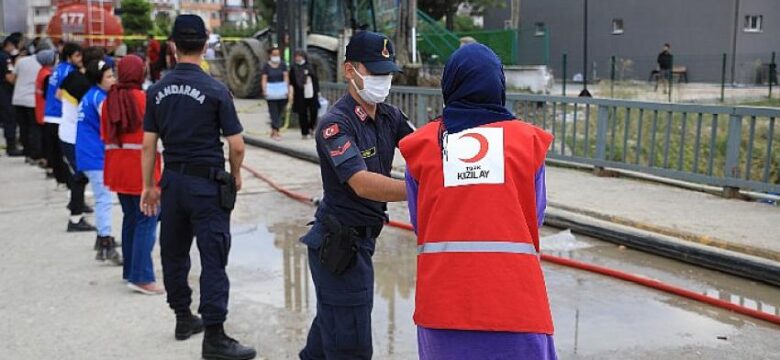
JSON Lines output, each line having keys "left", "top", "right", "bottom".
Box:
{"left": 1, "top": 0, "right": 30, "bottom": 35}
{"left": 734, "top": 0, "right": 780, "bottom": 84}
{"left": 484, "top": 0, "right": 780, "bottom": 84}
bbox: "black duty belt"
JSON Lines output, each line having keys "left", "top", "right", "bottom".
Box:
{"left": 166, "top": 163, "right": 223, "bottom": 180}
{"left": 352, "top": 225, "right": 384, "bottom": 238}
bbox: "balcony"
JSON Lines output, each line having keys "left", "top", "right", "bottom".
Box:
{"left": 29, "top": 0, "right": 52, "bottom": 7}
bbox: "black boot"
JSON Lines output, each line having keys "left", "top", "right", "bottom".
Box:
{"left": 202, "top": 325, "right": 257, "bottom": 360}
{"left": 67, "top": 217, "right": 96, "bottom": 232}
{"left": 6, "top": 146, "right": 23, "bottom": 157}
{"left": 95, "top": 236, "right": 122, "bottom": 266}
{"left": 175, "top": 312, "right": 204, "bottom": 341}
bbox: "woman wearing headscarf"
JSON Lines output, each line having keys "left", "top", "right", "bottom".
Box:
{"left": 288, "top": 49, "right": 320, "bottom": 139}
{"left": 399, "top": 44, "right": 557, "bottom": 360}
{"left": 101, "top": 54, "right": 163, "bottom": 295}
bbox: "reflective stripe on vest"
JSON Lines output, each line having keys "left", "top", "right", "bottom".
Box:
{"left": 417, "top": 241, "right": 538, "bottom": 256}
{"left": 105, "top": 143, "right": 143, "bottom": 150}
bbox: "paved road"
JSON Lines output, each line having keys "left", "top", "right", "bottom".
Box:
{"left": 1, "top": 147, "right": 780, "bottom": 359}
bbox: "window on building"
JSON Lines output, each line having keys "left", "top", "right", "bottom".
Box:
{"left": 212, "top": 12, "right": 219, "bottom": 19}
{"left": 534, "top": 22, "right": 546, "bottom": 37}
{"left": 744, "top": 15, "right": 763, "bottom": 32}
{"left": 612, "top": 19, "right": 624, "bottom": 34}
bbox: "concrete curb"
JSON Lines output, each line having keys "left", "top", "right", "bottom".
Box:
{"left": 243, "top": 134, "right": 780, "bottom": 287}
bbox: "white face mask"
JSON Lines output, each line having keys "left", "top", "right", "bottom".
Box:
{"left": 270, "top": 56, "right": 281, "bottom": 64}
{"left": 9, "top": 48, "right": 19, "bottom": 56}
{"left": 350, "top": 66, "right": 392, "bottom": 105}
{"left": 296, "top": 59, "right": 306, "bottom": 66}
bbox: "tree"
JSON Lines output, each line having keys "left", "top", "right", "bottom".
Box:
{"left": 153, "top": 11, "right": 172, "bottom": 37}
{"left": 254, "top": 0, "right": 275, "bottom": 26}
{"left": 119, "top": 0, "right": 153, "bottom": 36}
{"left": 418, "top": 0, "right": 504, "bottom": 30}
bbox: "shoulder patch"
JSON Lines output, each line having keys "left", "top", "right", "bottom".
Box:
{"left": 323, "top": 123, "right": 340, "bottom": 139}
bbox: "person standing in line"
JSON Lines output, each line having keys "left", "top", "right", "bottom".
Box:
{"left": 11, "top": 47, "right": 42, "bottom": 164}
{"left": 261, "top": 47, "right": 290, "bottom": 140}
{"left": 102, "top": 54, "right": 164, "bottom": 295}
{"left": 298, "top": 31, "right": 414, "bottom": 360}
{"left": 78, "top": 59, "right": 121, "bottom": 264}
{"left": 289, "top": 49, "right": 320, "bottom": 140}
{"left": 35, "top": 50, "right": 57, "bottom": 169}
{"left": 140, "top": 15, "right": 256, "bottom": 360}
{"left": 1, "top": 33, "right": 22, "bottom": 156}
{"left": 147, "top": 34, "right": 161, "bottom": 83}
{"left": 43, "top": 43, "right": 80, "bottom": 188}
{"left": 399, "top": 44, "right": 558, "bottom": 360}
{"left": 59, "top": 47, "right": 105, "bottom": 233}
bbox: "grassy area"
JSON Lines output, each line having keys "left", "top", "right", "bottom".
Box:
{"left": 514, "top": 101, "right": 780, "bottom": 185}
{"left": 739, "top": 98, "right": 780, "bottom": 108}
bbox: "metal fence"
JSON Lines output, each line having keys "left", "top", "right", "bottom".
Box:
{"left": 320, "top": 82, "right": 780, "bottom": 194}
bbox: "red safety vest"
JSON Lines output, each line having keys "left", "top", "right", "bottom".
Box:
{"left": 400, "top": 118, "right": 554, "bottom": 333}
{"left": 34, "top": 66, "right": 52, "bottom": 125}
{"left": 100, "top": 89, "right": 161, "bottom": 195}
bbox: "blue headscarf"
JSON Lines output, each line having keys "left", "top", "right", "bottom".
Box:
{"left": 441, "top": 44, "right": 515, "bottom": 134}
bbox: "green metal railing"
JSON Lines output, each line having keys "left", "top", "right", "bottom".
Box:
{"left": 320, "top": 82, "right": 780, "bottom": 194}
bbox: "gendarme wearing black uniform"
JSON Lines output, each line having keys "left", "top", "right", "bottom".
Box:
{"left": 299, "top": 31, "right": 415, "bottom": 360}
{"left": 140, "top": 15, "right": 256, "bottom": 360}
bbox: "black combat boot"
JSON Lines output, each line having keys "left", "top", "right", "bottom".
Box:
{"left": 67, "top": 217, "right": 96, "bottom": 232}
{"left": 95, "top": 236, "right": 122, "bottom": 265}
{"left": 202, "top": 325, "right": 257, "bottom": 360}
{"left": 175, "top": 312, "right": 204, "bottom": 340}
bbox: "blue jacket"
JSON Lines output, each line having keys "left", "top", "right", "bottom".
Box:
{"left": 76, "top": 86, "right": 107, "bottom": 171}
{"left": 44, "top": 62, "right": 76, "bottom": 118}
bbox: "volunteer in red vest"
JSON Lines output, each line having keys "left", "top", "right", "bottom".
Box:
{"left": 101, "top": 54, "right": 164, "bottom": 294}
{"left": 35, "top": 50, "right": 57, "bottom": 129}
{"left": 399, "top": 43, "right": 557, "bottom": 360}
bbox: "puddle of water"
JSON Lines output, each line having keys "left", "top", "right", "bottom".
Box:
{"left": 227, "top": 222, "right": 418, "bottom": 358}
{"left": 223, "top": 221, "right": 780, "bottom": 359}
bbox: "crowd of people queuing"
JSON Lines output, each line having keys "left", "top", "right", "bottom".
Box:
{"left": 1, "top": 33, "right": 165, "bottom": 295}
{"left": 261, "top": 45, "right": 322, "bottom": 140}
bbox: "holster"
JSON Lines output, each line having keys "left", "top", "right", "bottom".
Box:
{"left": 215, "top": 170, "right": 237, "bottom": 211}
{"left": 319, "top": 215, "right": 358, "bottom": 275}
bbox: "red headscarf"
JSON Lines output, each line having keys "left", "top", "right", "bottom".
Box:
{"left": 104, "top": 54, "right": 145, "bottom": 145}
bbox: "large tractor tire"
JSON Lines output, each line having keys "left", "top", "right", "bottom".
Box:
{"left": 226, "top": 38, "right": 267, "bottom": 98}
{"left": 307, "top": 46, "right": 338, "bottom": 82}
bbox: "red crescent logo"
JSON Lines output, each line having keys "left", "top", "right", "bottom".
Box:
{"left": 458, "top": 133, "right": 489, "bottom": 163}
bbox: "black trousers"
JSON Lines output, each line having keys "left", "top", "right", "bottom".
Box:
{"left": 0, "top": 87, "right": 16, "bottom": 150}
{"left": 159, "top": 170, "right": 232, "bottom": 325}
{"left": 14, "top": 106, "right": 40, "bottom": 158}
{"left": 61, "top": 141, "right": 87, "bottom": 216}
{"left": 44, "top": 123, "right": 68, "bottom": 184}
{"left": 297, "top": 98, "right": 319, "bottom": 137}
{"left": 267, "top": 99, "right": 288, "bottom": 131}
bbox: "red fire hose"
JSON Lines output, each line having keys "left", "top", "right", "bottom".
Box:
{"left": 241, "top": 164, "right": 780, "bottom": 327}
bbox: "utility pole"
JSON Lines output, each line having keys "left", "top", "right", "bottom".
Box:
{"left": 510, "top": 0, "right": 521, "bottom": 29}
{"left": 730, "top": 0, "right": 740, "bottom": 85}
{"left": 579, "top": 0, "right": 591, "bottom": 97}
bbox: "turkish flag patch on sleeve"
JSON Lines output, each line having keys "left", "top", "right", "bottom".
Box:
{"left": 323, "top": 124, "right": 340, "bottom": 139}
